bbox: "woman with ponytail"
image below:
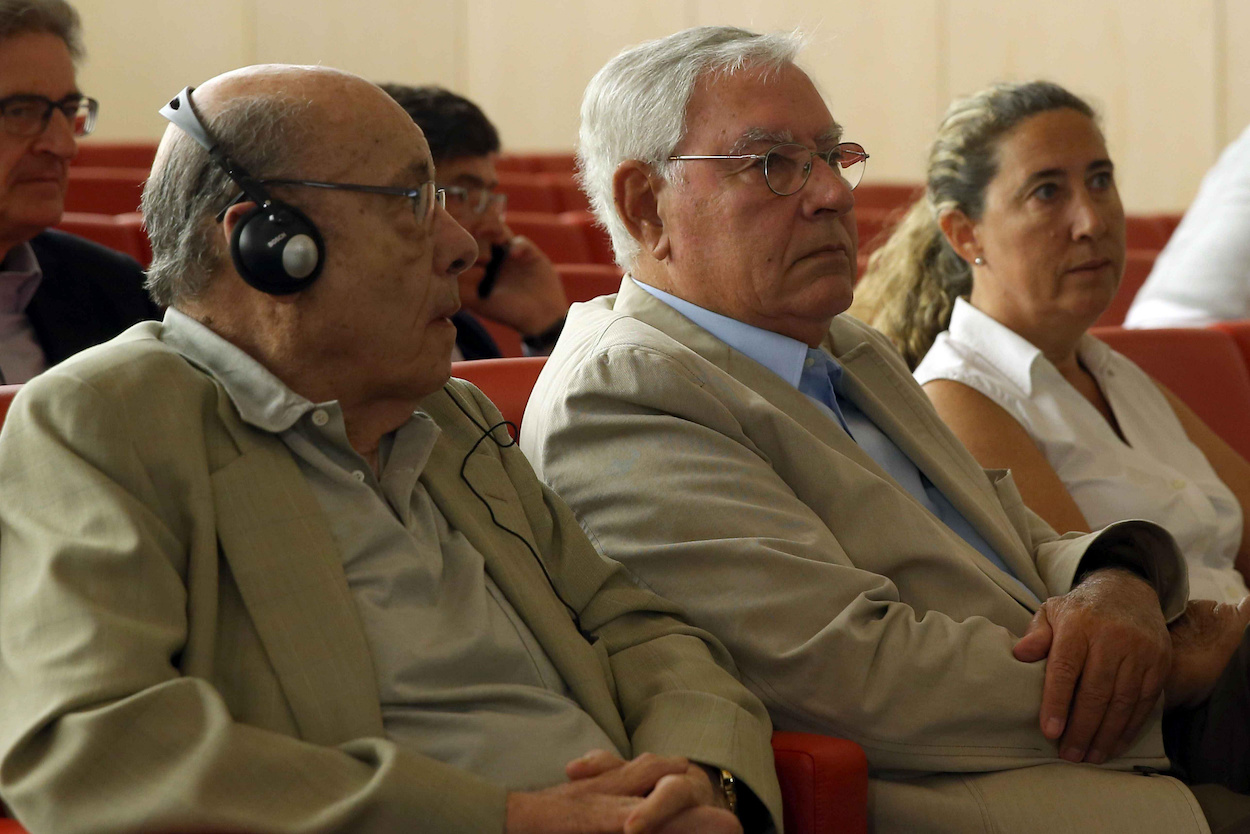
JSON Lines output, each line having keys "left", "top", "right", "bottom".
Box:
{"left": 853, "top": 80, "right": 1250, "bottom": 603}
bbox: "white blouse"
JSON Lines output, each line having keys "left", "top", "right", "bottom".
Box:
{"left": 915, "top": 298, "right": 1248, "bottom": 603}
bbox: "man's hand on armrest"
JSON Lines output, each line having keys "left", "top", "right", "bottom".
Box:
{"left": 505, "top": 750, "right": 741, "bottom": 834}
{"left": 1012, "top": 567, "right": 1171, "bottom": 765}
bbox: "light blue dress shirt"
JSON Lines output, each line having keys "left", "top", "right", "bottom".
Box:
{"left": 636, "top": 281, "right": 1034, "bottom": 598}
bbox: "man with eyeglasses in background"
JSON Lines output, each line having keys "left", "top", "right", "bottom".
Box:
{"left": 382, "top": 84, "right": 569, "bottom": 359}
{"left": 0, "top": 62, "right": 783, "bottom": 834}
{"left": 0, "top": 0, "right": 157, "bottom": 384}
{"left": 521, "top": 25, "right": 1250, "bottom": 833}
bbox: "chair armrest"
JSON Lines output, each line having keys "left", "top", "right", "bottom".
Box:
{"left": 771, "top": 731, "right": 868, "bottom": 834}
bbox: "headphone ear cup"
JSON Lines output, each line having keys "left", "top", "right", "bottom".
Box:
{"left": 230, "top": 201, "right": 326, "bottom": 295}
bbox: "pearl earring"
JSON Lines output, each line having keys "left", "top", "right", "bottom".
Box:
{"left": 973, "top": 256, "right": 985, "bottom": 266}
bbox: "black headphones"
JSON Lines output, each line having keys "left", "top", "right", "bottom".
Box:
{"left": 159, "top": 86, "right": 325, "bottom": 295}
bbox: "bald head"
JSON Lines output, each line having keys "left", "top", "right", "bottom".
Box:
{"left": 142, "top": 64, "right": 423, "bottom": 308}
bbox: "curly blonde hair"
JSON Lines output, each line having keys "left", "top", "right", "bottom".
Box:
{"left": 850, "top": 81, "right": 1096, "bottom": 369}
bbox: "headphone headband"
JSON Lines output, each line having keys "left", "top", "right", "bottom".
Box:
{"left": 159, "top": 85, "right": 273, "bottom": 209}
{"left": 157, "top": 84, "right": 326, "bottom": 295}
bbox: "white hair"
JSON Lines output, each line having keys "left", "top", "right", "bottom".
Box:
{"left": 577, "top": 25, "right": 806, "bottom": 270}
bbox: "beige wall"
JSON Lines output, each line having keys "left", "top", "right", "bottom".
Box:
{"left": 71, "top": 0, "right": 1248, "bottom": 212}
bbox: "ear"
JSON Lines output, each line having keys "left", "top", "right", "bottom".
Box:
{"left": 613, "top": 160, "right": 669, "bottom": 260}
{"left": 220, "top": 201, "right": 257, "bottom": 249}
{"left": 937, "top": 208, "right": 980, "bottom": 265}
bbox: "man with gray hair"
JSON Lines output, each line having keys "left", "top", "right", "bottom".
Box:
{"left": 0, "top": 63, "right": 781, "bottom": 833}
{"left": 0, "top": 0, "right": 157, "bottom": 383}
{"left": 522, "top": 25, "right": 1250, "bottom": 833}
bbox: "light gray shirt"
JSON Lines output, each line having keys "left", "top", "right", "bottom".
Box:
{"left": 160, "top": 308, "right": 619, "bottom": 790}
{"left": 0, "top": 242, "right": 48, "bottom": 383}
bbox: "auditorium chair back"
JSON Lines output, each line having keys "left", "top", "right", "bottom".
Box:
{"left": 556, "top": 263, "right": 623, "bottom": 303}
{"left": 1091, "top": 326, "right": 1250, "bottom": 460}
{"left": 72, "top": 140, "right": 159, "bottom": 169}
{"left": 0, "top": 384, "right": 19, "bottom": 427}
{"left": 451, "top": 356, "right": 547, "bottom": 432}
{"left": 1094, "top": 248, "right": 1158, "bottom": 328}
{"left": 1211, "top": 321, "right": 1250, "bottom": 372}
{"left": 64, "top": 166, "right": 148, "bottom": 215}
{"left": 55, "top": 212, "right": 151, "bottom": 266}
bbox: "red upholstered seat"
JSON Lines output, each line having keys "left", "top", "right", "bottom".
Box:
{"left": 506, "top": 211, "right": 594, "bottom": 264}
{"left": 1124, "top": 214, "right": 1180, "bottom": 252}
{"left": 1212, "top": 321, "right": 1250, "bottom": 370}
{"left": 54, "top": 211, "right": 150, "bottom": 265}
{"left": 853, "top": 182, "right": 923, "bottom": 213}
{"left": 0, "top": 384, "right": 20, "bottom": 426}
{"left": 64, "top": 166, "right": 148, "bottom": 215}
{"left": 452, "top": 356, "right": 547, "bottom": 430}
{"left": 71, "top": 140, "right": 158, "bottom": 169}
{"left": 1094, "top": 248, "right": 1157, "bottom": 327}
{"left": 1090, "top": 326, "right": 1250, "bottom": 460}
{"left": 557, "top": 263, "right": 623, "bottom": 303}
{"left": 856, "top": 206, "right": 903, "bottom": 256}
{"left": 771, "top": 731, "right": 869, "bottom": 834}
{"left": 497, "top": 173, "right": 563, "bottom": 213}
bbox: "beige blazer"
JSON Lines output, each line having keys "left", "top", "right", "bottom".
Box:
{"left": 0, "top": 321, "right": 781, "bottom": 834}
{"left": 520, "top": 277, "right": 1207, "bottom": 834}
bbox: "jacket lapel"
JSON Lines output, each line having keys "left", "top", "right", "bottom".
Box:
{"left": 420, "top": 392, "right": 630, "bottom": 752}
{"left": 209, "top": 408, "right": 384, "bottom": 747}
{"left": 613, "top": 279, "right": 1044, "bottom": 605}
{"left": 830, "top": 327, "right": 1047, "bottom": 604}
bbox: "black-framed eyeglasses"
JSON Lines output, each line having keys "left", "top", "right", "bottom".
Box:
{"left": 668, "top": 141, "right": 869, "bottom": 196}
{"left": 442, "top": 184, "right": 507, "bottom": 216}
{"left": 0, "top": 93, "right": 98, "bottom": 138}
{"left": 217, "top": 179, "right": 444, "bottom": 224}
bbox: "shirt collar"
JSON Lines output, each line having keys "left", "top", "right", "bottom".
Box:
{"left": 0, "top": 242, "right": 43, "bottom": 314}
{"left": 634, "top": 279, "right": 810, "bottom": 388}
{"left": 160, "top": 306, "right": 321, "bottom": 433}
{"left": 946, "top": 297, "right": 1047, "bottom": 395}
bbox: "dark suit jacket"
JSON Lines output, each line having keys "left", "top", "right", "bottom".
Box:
{"left": 26, "top": 229, "right": 161, "bottom": 367}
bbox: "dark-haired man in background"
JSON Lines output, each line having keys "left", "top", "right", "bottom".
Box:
{"left": 381, "top": 84, "right": 567, "bottom": 359}
{"left": 0, "top": 0, "right": 157, "bottom": 383}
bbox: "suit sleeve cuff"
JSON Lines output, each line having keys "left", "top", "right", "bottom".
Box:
{"left": 1070, "top": 519, "right": 1189, "bottom": 621}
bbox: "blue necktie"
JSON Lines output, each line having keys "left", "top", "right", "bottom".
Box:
{"left": 798, "top": 349, "right": 1037, "bottom": 602}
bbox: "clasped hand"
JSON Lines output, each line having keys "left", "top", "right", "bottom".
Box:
{"left": 505, "top": 749, "right": 741, "bottom": 834}
{"left": 1013, "top": 567, "right": 1171, "bottom": 765}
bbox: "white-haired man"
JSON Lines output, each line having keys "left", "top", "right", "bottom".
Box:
{"left": 0, "top": 63, "right": 781, "bottom": 834}
{"left": 521, "top": 25, "right": 1250, "bottom": 834}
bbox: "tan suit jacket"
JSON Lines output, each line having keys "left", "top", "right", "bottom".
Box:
{"left": 0, "top": 321, "right": 781, "bottom": 834}
{"left": 520, "top": 277, "right": 1208, "bottom": 833}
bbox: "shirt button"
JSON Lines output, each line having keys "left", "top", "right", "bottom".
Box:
{"left": 1171, "top": 479, "right": 1186, "bottom": 490}
{"left": 352, "top": 470, "right": 366, "bottom": 482}
{"left": 804, "top": 356, "right": 816, "bottom": 368}
{"left": 311, "top": 409, "right": 329, "bottom": 427}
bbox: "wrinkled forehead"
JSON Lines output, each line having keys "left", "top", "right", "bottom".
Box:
{"left": 682, "top": 62, "right": 841, "bottom": 151}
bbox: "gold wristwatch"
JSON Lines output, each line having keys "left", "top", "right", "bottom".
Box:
{"left": 717, "top": 768, "right": 738, "bottom": 816}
